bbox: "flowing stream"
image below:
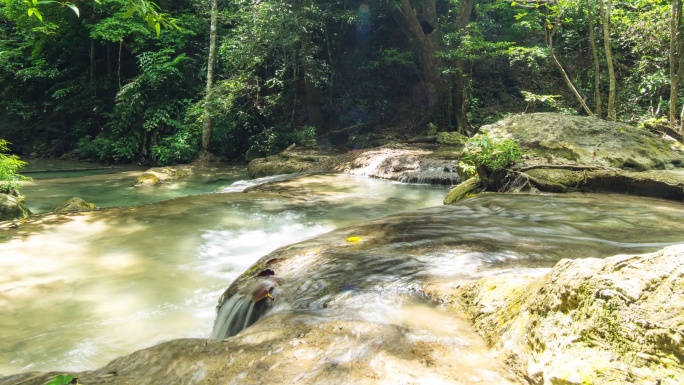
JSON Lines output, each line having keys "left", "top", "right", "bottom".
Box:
{"left": 0, "top": 164, "right": 446, "bottom": 374}
{"left": 2, "top": 162, "right": 684, "bottom": 379}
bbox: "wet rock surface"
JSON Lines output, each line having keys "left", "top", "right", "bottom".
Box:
{"left": 247, "top": 144, "right": 463, "bottom": 186}
{"left": 451, "top": 245, "right": 684, "bottom": 385}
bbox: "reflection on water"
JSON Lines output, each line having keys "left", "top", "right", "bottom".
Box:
{"left": 0, "top": 173, "right": 446, "bottom": 374}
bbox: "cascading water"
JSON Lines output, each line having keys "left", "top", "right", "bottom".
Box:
{"left": 211, "top": 192, "right": 684, "bottom": 344}
{"left": 212, "top": 280, "right": 278, "bottom": 339}
{"left": 1, "top": 170, "right": 446, "bottom": 374}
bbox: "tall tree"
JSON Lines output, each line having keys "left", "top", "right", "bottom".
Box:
{"left": 199, "top": 0, "right": 218, "bottom": 160}
{"left": 587, "top": 0, "right": 602, "bottom": 118}
{"left": 670, "top": 0, "right": 683, "bottom": 131}
{"left": 384, "top": 0, "right": 475, "bottom": 132}
{"left": 599, "top": 0, "right": 616, "bottom": 120}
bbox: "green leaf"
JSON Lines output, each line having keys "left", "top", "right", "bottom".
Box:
{"left": 155, "top": 22, "right": 160, "bottom": 36}
{"left": 44, "top": 374, "right": 75, "bottom": 385}
{"left": 123, "top": 7, "right": 135, "bottom": 19}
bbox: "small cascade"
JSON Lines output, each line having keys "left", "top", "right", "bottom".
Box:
{"left": 396, "top": 165, "right": 461, "bottom": 186}
{"left": 397, "top": 172, "right": 461, "bottom": 185}
{"left": 220, "top": 173, "right": 298, "bottom": 193}
{"left": 212, "top": 280, "right": 277, "bottom": 339}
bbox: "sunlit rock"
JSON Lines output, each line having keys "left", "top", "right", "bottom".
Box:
{"left": 484, "top": 113, "right": 684, "bottom": 170}
{"left": 0, "top": 193, "right": 31, "bottom": 222}
{"left": 451, "top": 113, "right": 684, "bottom": 201}
{"left": 52, "top": 197, "right": 96, "bottom": 213}
{"left": 455, "top": 244, "right": 684, "bottom": 385}
{"left": 133, "top": 165, "right": 193, "bottom": 187}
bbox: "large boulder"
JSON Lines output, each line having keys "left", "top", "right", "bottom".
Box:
{"left": 446, "top": 113, "right": 684, "bottom": 202}
{"left": 482, "top": 113, "right": 684, "bottom": 170}
{"left": 0, "top": 193, "right": 31, "bottom": 222}
{"left": 454, "top": 245, "right": 684, "bottom": 385}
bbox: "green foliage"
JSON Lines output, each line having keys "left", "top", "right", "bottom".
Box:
{"left": 151, "top": 128, "right": 198, "bottom": 165}
{"left": 44, "top": 374, "right": 78, "bottom": 385}
{"left": 458, "top": 131, "right": 524, "bottom": 177}
{"left": 290, "top": 125, "right": 317, "bottom": 147}
{"left": 0, "top": 139, "right": 29, "bottom": 194}
{"left": 521, "top": 91, "right": 576, "bottom": 114}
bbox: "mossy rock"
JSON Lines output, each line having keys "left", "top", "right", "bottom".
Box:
{"left": 443, "top": 176, "right": 482, "bottom": 204}
{"left": 134, "top": 173, "right": 160, "bottom": 187}
{"left": 0, "top": 193, "right": 31, "bottom": 221}
{"left": 455, "top": 245, "right": 684, "bottom": 384}
{"left": 521, "top": 168, "right": 684, "bottom": 200}
{"left": 436, "top": 131, "right": 469, "bottom": 145}
{"left": 133, "top": 165, "right": 194, "bottom": 187}
{"left": 481, "top": 113, "right": 684, "bottom": 171}
{"left": 53, "top": 197, "right": 96, "bottom": 213}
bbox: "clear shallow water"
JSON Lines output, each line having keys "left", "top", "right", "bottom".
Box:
{"left": 0, "top": 172, "right": 446, "bottom": 374}
{"left": 18, "top": 160, "right": 249, "bottom": 213}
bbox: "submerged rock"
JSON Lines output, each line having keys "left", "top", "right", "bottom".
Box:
{"left": 52, "top": 197, "right": 96, "bottom": 213}
{"left": 454, "top": 245, "right": 684, "bottom": 385}
{"left": 134, "top": 165, "right": 193, "bottom": 187}
{"left": 0, "top": 193, "right": 31, "bottom": 222}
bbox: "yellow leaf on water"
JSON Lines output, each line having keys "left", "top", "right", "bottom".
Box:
{"left": 346, "top": 236, "right": 362, "bottom": 243}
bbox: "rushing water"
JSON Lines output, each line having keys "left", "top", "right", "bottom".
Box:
{"left": 212, "top": 193, "right": 684, "bottom": 341}
{"left": 0, "top": 168, "right": 446, "bottom": 374}
{"left": 3, "top": 163, "right": 684, "bottom": 378}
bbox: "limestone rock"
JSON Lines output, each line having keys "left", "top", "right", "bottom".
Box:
{"left": 482, "top": 113, "right": 684, "bottom": 170}
{"left": 133, "top": 166, "right": 193, "bottom": 187}
{"left": 0, "top": 193, "right": 31, "bottom": 221}
{"left": 456, "top": 245, "right": 684, "bottom": 385}
{"left": 450, "top": 113, "right": 684, "bottom": 201}
{"left": 52, "top": 197, "right": 96, "bottom": 213}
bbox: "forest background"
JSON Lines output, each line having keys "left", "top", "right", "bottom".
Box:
{"left": 0, "top": 0, "right": 682, "bottom": 166}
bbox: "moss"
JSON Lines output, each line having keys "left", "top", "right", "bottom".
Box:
{"left": 443, "top": 176, "right": 482, "bottom": 204}
{"left": 436, "top": 131, "right": 468, "bottom": 145}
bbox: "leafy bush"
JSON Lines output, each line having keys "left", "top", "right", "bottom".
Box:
{"left": 458, "top": 131, "right": 523, "bottom": 178}
{"left": 0, "top": 139, "right": 29, "bottom": 194}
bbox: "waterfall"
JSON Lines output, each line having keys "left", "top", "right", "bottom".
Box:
{"left": 212, "top": 280, "right": 277, "bottom": 339}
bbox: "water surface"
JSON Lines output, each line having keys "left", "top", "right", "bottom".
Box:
{"left": 0, "top": 172, "right": 446, "bottom": 374}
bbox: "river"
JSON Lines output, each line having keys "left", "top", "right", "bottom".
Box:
{"left": 0, "top": 162, "right": 447, "bottom": 374}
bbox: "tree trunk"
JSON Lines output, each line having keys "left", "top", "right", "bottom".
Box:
{"left": 386, "top": 0, "right": 443, "bottom": 109}
{"left": 385, "top": 0, "right": 474, "bottom": 132}
{"left": 670, "top": 0, "right": 683, "bottom": 131}
{"left": 451, "top": 0, "right": 475, "bottom": 133}
{"left": 90, "top": 38, "right": 96, "bottom": 96}
{"left": 587, "top": 3, "right": 602, "bottom": 118}
{"left": 199, "top": 0, "right": 218, "bottom": 160}
{"left": 300, "top": 33, "right": 326, "bottom": 130}
{"left": 546, "top": 28, "right": 594, "bottom": 116}
{"left": 600, "top": 0, "right": 617, "bottom": 121}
